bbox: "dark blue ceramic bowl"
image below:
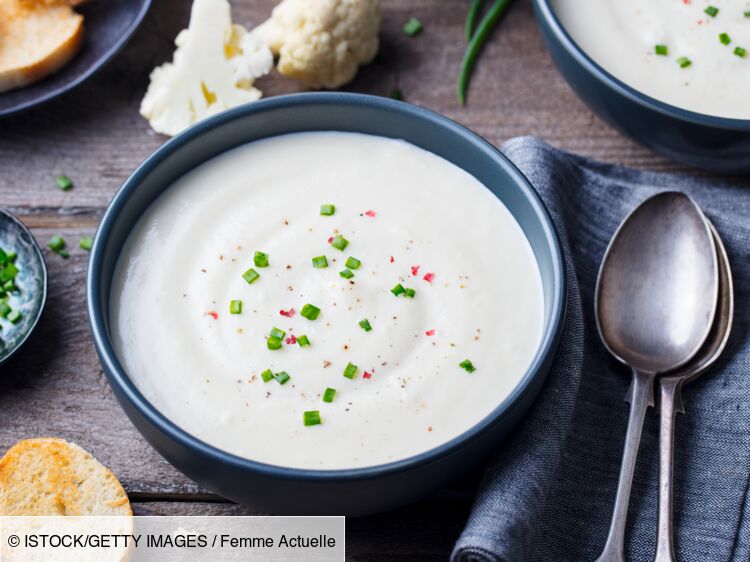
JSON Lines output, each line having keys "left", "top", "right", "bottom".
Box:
{"left": 533, "top": 0, "right": 750, "bottom": 173}
{"left": 87, "top": 93, "right": 565, "bottom": 515}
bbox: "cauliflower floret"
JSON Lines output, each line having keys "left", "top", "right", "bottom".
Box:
{"left": 140, "top": 0, "right": 272, "bottom": 136}
{"left": 255, "top": 0, "right": 380, "bottom": 89}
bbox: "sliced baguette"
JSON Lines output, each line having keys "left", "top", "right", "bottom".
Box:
{"left": 0, "top": 0, "right": 84, "bottom": 93}
{"left": 0, "top": 438, "right": 131, "bottom": 516}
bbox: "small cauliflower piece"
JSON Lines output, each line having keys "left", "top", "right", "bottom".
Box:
{"left": 140, "top": 0, "right": 272, "bottom": 136}
{"left": 255, "top": 0, "right": 381, "bottom": 89}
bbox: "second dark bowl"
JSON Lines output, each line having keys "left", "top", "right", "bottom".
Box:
{"left": 533, "top": 0, "right": 750, "bottom": 173}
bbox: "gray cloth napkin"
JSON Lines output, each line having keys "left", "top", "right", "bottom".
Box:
{"left": 451, "top": 137, "right": 750, "bottom": 562}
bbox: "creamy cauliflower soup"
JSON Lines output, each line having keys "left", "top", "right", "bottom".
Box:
{"left": 110, "top": 132, "right": 544, "bottom": 469}
{"left": 553, "top": 0, "right": 750, "bottom": 119}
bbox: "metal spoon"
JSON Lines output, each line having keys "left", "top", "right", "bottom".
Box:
{"left": 594, "top": 192, "right": 719, "bottom": 562}
{"left": 654, "top": 220, "right": 733, "bottom": 562}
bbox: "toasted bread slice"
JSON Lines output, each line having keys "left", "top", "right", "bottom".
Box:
{"left": 0, "top": 438, "right": 131, "bottom": 516}
{"left": 0, "top": 0, "right": 84, "bottom": 94}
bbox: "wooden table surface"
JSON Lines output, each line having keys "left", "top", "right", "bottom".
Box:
{"left": 0, "top": 0, "right": 735, "bottom": 559}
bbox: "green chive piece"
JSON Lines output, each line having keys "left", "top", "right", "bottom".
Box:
{"left": 303, "top": 410, "right": 321, "bottom": 426}
{"left": 312, "top": 255, "right": 328, "bottom": 268}
{"left": 343, "top": 362, "right": 359, "bottom": 379}
{"left": 297, "top": 334, "right": 311, "bottom": 347}
{"left": 261, "top": 369, "right": 274, "bottom": 383}
{"left": 3, "top": 281, "right": 14, "bottom": 294}
{"left": 242, "top": 268, "right": 260, "bottom": 285}
{"left": 7, "top": 309, "right": 21, "bottom": 324}
{"left": 269, "top": 327, "right": 286, "bottom": 339}
{"left": 719, "top": 33, "right": 731, "bottom": 45}
{"left": 56, "top": 175, "right": 73, "bottom": 191}
{"left": 345, "top": 256, "right": 361, "bottom": 270}
{"left": 734, "top": 46, "right": 747, "bottom": 58}
{"left": 0, "top": 302, "right": 11, "bottom": 317}
{"left": 655, "top": 44, "right": 669, "bottom": 56}
{"left": 79, "top": 236, "right": 93, "bottom": 251}
{"left": 745, "top": 11, "right": 750, "bottom": 17}
{"left": 253, "top": 251, "right": 269, "bottom": 268}
{"left": 0, "top": 249, "right": 7, "bottom": 264}
{"left": 676, "top": 56, "right": 692, "bottom": 68}
{"left": 339, "top": 269, "right": 354, "bottom": 279}
{"left": 320, "top": 204, "right": 336, "bottom": 216}
{"left": 0, "top": 262, "right": 18, "bottom": 282}
{"left": 267, "top": 336, "right": 282, "bottom": 350}
{"left": 359, "top": 319, "right": 372, "bottom": 332}
{"left": 704, "top": 5, "right": 719, "bottom": 17}
{"left": 5, "top": 251, "right": 15, "bottom": 262}
{"left": 403, "top": 17, "right": 423, "bottom": 37}
{"left": 459, "top": 359, "right": 476, "bottom": 373}
{"left": 465, "top": 0, "right": 487, "bottom": 41}
{"left": 48, "top": 235, "right": 66, "bottom": 252}
{"left": 322, "top": 387, "right": 336, "bottom": 403}
{"left": 273, "top": 371, "right": 290, "bottom": 385}
{"left": 389, "top": 88, "right": 403, "bottom": 101}
{"left": 391, "top": 283, "right": 406, "bottom": 296}
{"left": 404, "top": 287, "right": 416, "bottom": 298}
{"left": 301, "top": 303, "right": 321, "bottom": 320}
{"left": 229, "top": 300, "right": 242, "bottom": 314}
{"left": 330, "top": 235, "right": 349, "bottom": 251}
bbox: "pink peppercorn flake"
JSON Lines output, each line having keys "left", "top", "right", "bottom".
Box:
{"left": 207, "top": 311, "right": 218, "bottom": 320}
{"left": 364, "top": 210, "right": 376, "bottom": 217}
{"left": 279, "top": 308, "right": 296, "bottom": 318}
{"left": 411, "top": 265, "right": 420, "bottom": 276}
{"left": 425, "top": 329, "right": 436, "bottom": 336}
{"left": 423, "top": 272, "right": 435, "bottom": 283}
{"left": 327, "top": 236, "right": 334, "bottom": 244}
{"left": 363, "top": 371, "right": 372, "bottom": 379}
{"left": 390, "top": 256, "right": 395, "bottom": 263}
{"left": 285, "top": 335, "right": 297, "bottom": 345}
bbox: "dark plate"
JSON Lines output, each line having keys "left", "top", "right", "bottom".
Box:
{"left": 0, "top": 209, "right": 47, "bottom": 366}
{"left": 0, "top": 0, "right": 152, "bottom": 117}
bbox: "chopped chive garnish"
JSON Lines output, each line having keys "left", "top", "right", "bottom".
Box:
{"left": 403, "top": 17, "right": 423, "bottom": 37}
{"left": 269, "top": 327, "right": 286, "bottom": 339}
{"left": 56, "top": 175, "right": 73, "bottom": 191}
{"left": 48, "top": 235, "right": 69, "bottom": 258}
{"left": 734, "top": 46, "right": 747, "bottom": 58}
{"left": 242, "top": 268, "right": 260, "bottom": 285}
{"left": 5, "top": 252, "right": 15, "bottom": 262}
{"left": 229, "top": 300, "right": 242, "bottom": 314}
{"left": 254, "top": 251, "right": 269, "bottom": 268}
{"left": 0, "top": 302, "right": 11, "bottom": 317}
{"left": 704, "top": 5, "right": 719, "bottom": 17}
{"left": 391, "top": 283, "right": 405, "bottom": 296}
{"left": 261, "top": 369, "right": 274, "bottom": 382}
{"left": 79, "top": 236, "right": 93, "bottom": 251}
{"left": 676, "top": 56, "right": 692, "bottom": 68}
{"left": 0, "top": 249, "right": 6, "bottom": 264}
{"left": 339, "top": 268, "right": 354, "bottom": 279}
{"left": 655, "top": 44, "right": 668, "bottom": 56}
{"left": 7, "top": 310, "right": 21, "bottom": 324}
{"left": 273, "top": 371, "right": 290, "bottom": 385}
{"left": 0, "top": 262, "right": 18, "bottom": 282}
{"left": 719, "top": 33, "right": 731, "bottom": 45}
{"left": 345, "top": 256, "right": 361, "bottom": 270}
{"left": 297, "top": 334, "right": 311, "bottom": 347}
{"left": 312, "top": 255, "right": 328, "bottom": 268}
{"left": 459, "top": 359, "right": 476, "bottom": 373}
{"left": 300, "top": 303, "right": 321, "bottom": 320}
{"left": 359, "top": 319, "right": 372, "bottom": 332}
{"left": 330, "top": 235, "right": 349, "bottom": 251}
{"left": 303, "top": 410, "right": 321, "bottom": 426}
{"left": 3, "top": 280, "right": 14, "bottom": 292}
{"left": 323, "top": 387, "right": 336, "bottom": 403}
{"left": 267, "top": 336, "right": 282, "bottom": 350}
{"left": 389, "top": 88, "right": 403, "bottom": 100}
{"left": 404, "top": 287, "right": 416, "bottom": 298}
{"left": 320, "top": 204, "right": 335, "bottom": 216}
{"left": 343, "top": 362, "right": 359, "bottom": 379}
{"left": 745, "top": 10, "right": 750, "bottom": 17}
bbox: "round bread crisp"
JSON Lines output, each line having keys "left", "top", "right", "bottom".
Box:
{"left": 0, "top": 0, "right": 84, "bottom": 94}
{"left": 0, "top": 438, "right": 131, "bottom": 516}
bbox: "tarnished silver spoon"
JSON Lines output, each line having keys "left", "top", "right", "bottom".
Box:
{"left": 594, "top": 192, "right": 719, "bottom": 562}
{"left": 653, "top": 220, "right": 733, "bottom": 562}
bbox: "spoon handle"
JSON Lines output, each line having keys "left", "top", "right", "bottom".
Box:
{"left": 595, "top": 369, "right": 655, "bottom": 562}
{"left": 654, "top": 376, "right": 683, "bottom": 562}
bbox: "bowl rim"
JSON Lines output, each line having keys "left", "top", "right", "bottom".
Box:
{"left": 87, "top": 92, "right": 566, "bottom": 482}
{"left": 0, "top": 208, "right": 48, "bottom": 367}
{"left": 534, "top": 0, "right": 750, "bottom": 131}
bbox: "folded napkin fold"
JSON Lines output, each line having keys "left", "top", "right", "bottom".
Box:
{"left": 452, "top": 137, "right": 750, "bottom": 562}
